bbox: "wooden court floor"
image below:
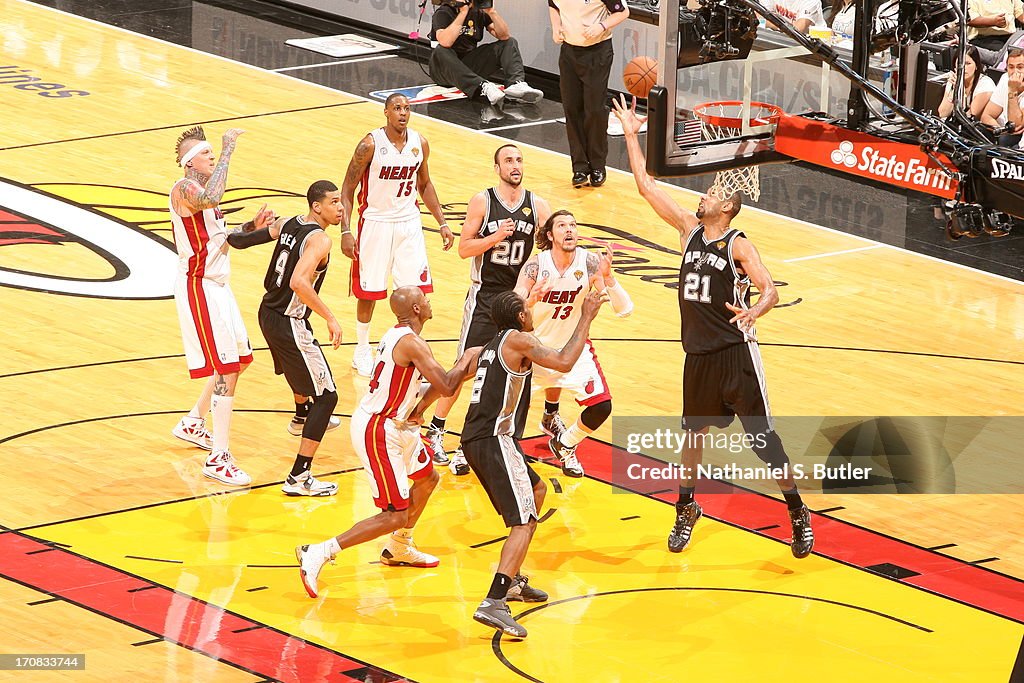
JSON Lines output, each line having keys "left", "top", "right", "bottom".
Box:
{"left": 1, "top": 1, "right": 1024, "bottom": 680}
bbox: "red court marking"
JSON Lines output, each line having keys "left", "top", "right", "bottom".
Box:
{"left": 522, "top": 436, "right": 1024, "bottom": 623}
{"left": 0, "top": 532, "right": 409, "bottom": 683}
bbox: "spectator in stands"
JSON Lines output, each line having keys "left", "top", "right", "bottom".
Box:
{"left": 767, "top": 0, "right": 825, "bottom": 35}
{"left": 968, "top": 0, "right": 1024, "bottom": 53}
{"left": 828, "top": 0, "right": 856, "bottom": 38}
{"left": 982, "top": 47, "right": 1024, "bottom": 145}
{"left": 938, "top": 45, "right": 996, "bottom": 119}
{"left": 429, "top": 0, "right": 543, "bottom": 106}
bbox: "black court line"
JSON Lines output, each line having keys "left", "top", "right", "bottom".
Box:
{"left": 928, "top": 543, "right": 958, "bottom": 551}
{"left": 232, "top": 625, "right": 265, "bottom": 634}
{"left": 13, "top": 459, "right": 362, "bottom": 534}
{"left": 971, "top": 558, "right": 1001, "bottom": 565}
{"left": 0, "top": 101, "right": 365, "bottom": 153}
{"left": 490, "top": 586, "right": 934, "bottom": 682}
{"left": 754, "top": 524, "right": 781, "bottom": 531}
{"left": 25, "top": 547, "right": 57, "bottom": 555}
{"left": 549, "top": 478, "right": 562, "bottom": 494}
{"left": 246, "top": 586, "right": 269, "bottom": 593}
{"left": 816, "top": 506, "right": 846, "bottom": 514}
{"left": 27, "top": 597, "right": 61, "bottom": 605}
{"left": 127, "top": 585, "right": 161, "bottom": 593}
{"left": 131, "top": 638, "right": 164, "bottom": 647}
{"left": 125, "top": 555, "right": 183, "bottom": 564}
{"left": 620, "top": 515, "right": 640, "bottom": 521}
{"left": 649, "top": 488, "right": 673, "bottom": 495}
{"left": 470, "top": 536, "right": 508, "bottom": 549}
{"left": 538, "top": 508, "right": 557, "bottom": 523}
{"left": 246, "top": 564, "right": 295, "bottom": 569}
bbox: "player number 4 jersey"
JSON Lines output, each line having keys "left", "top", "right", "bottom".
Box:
{"left": 359, "top": 326, "right": 423, "bottom": 420}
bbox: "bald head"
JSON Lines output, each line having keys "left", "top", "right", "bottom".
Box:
{"left": 390, "top": 286, "right": 423, "bottom": 316}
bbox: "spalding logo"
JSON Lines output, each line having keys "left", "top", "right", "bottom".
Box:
{"left": 0, "top": 179, "right": 176, "bottom": 299}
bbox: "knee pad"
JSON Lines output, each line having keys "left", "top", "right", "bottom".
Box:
{"left": 750, "top": 429, "right": 790, "bottom": 469}
{"left": 580, "top": 400, "right": 612, "bottom": 431}
{"left": 302, "top": 390, "right": 338, "bottom": 441}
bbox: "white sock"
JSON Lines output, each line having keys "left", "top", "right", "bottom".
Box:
{"left": 560, "top": 422, "right": 589, "bottom": 449}
{"left": 210, "top": 395, "right": 234, "bottom": 453}
{"left": 356, "top": 321, "right": 371, "bottom": 347}
{"left": 324, "top": 538, "right": 341, "bottom": 556}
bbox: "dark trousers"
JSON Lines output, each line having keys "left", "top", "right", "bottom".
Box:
{"left": 970, "top": 34, "right": 1010, "bottom": 53}
{"left": 429, "top": 37, "right": 526, "bottom": 98}
{"left": 559, "top": 40, "right": 613, "bottom": 174}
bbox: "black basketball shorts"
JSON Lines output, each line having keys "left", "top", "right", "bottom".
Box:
{"left": 682, "top": 341, "right": 772, "bottom": 432}
{"left": 461, "top": 435, "right": 541, "bottom": 527}
{"left": 258, "top": 306, "right": 335, "bottom": 397}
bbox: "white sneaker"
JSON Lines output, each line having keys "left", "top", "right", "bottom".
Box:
{"left": 503, "top": 80, "right": 543, "bottom": 103}
{"left": 282, "top": 472, "right": 338, "bottom": 497}
{"left": 352, "top": 344, "right": 374, "bottom": 377}
{"left": 173, "top": 416, "right": 212, "bottom": 450}
{"left": 287, "top": 415, "right": 341, "bottom": 436}
{"left": 380, "top": 535, "right": 439, "bottom": 568}
{"left": 202, "top": 450, "right": 252, "bottom": 486}
{"left": 449, "top": 448, "right": 470, "bottom": 476}
{"left": 295, "top": 542, "right": 335, "bottom": 598}
{"left": 480, "top": 81, "right": 505, "bottom": 105}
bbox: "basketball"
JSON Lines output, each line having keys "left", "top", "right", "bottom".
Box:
{"left": 623, "top": 56, "right": 658, "bottom": 99}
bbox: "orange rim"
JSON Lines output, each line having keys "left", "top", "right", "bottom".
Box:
{"left": 693, "top": 100, "right": 784, "bottom": 129}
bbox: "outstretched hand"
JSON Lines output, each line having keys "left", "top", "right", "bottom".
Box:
{"left": 249, "top": 203, "right": 275, "bottom": 230}
{"left": 611, "top": 94, "right": 648, "bottom": 136}
{"left": 525, "top": 275, "right": 552, "bottom": 307}
{"left": 440, "top": 223, "right": 455, "bottom": 250}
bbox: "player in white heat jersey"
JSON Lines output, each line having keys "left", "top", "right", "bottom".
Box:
{"left": 294, "top": 287, "right": 480, "bottom": 599}
{"left": 168, "top": 125, "right": 274, "bottom": 487}
{"left": 340, "top": 94, "right": 455, "bottom": 378}
{"left": 514, "top": 210, "right": 633, "bottom": 478}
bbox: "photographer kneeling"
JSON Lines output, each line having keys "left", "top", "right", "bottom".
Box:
{"left": 429, "top": 0, "right": 543, "bottom": 106}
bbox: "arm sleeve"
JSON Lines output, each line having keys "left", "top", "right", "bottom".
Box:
{"left": 606, "top": 281, "right": 633, "bottom": 317}
{"left": 601, "top": 0, "right": 627, "bottom": 13}
{"left": 226, "top": 228, "right": 275, "bottom": 249}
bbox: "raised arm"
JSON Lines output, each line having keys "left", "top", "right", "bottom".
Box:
{"left": 513, "top": 254, "right": 540, "bottom": 300}
{"left": 485, "top": 7, "right": 511, "bottom": 41}
{"left": 506, "top": 290, "right": 607, "bottom": 372}
{"left": 610, "top": 96, "right": 699, "bottom": 238}
{"left": 174, "top": 129, "right": 243, "bottom": 215}
{"left": 288, "top": 231, "right": 342, "bottom": 348}
{"left": 416, "top": 135, "right": 454, "bottom": 250}
{"left": 339, "top": 133, "right": 374, "bottom": 258}
{"left": 588, "top": 243, "right": 632, "bottom": 317}
{"left": 725, "top": 236, "right": 779, "bottom": 332}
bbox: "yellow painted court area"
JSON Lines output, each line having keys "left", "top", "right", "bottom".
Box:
{"left": 1, "top": 0, "right": 1024, "bottom": 680}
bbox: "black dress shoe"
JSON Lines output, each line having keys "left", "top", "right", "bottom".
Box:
{"left": 590, "top": 169, "right": 606, "bottom": 187}
{"left": 571, "top": 172, "right": 589, "bottom": 188}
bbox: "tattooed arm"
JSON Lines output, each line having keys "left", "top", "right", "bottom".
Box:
{"left": 174, "top": 129, "right": 243, "bottom": 216}
{"left": 513, "top": 255, "right": 540, "bottom": 300}
{"left": 340, "top": 133, "right": 374, "bottom": 259}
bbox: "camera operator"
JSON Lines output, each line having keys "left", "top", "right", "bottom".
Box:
{"left": 429, "top": 0, "right": 543, "bottom": 106}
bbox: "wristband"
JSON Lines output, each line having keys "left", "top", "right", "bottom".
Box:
{"left": 606, "top": 280, "right": 633, "bottom": 317}
{"left": 341, "top": 228, "right": 352, "bottom": 234}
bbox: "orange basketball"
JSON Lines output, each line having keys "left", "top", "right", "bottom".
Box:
{"left": 623, "top": 56, "right": 658, "bottom": 99}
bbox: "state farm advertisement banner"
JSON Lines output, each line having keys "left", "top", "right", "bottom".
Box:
{"left": 775, "top": 116, "right": 959, "bottom": 200}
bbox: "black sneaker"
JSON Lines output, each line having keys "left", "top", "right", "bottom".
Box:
{"left": 548, "top": 436, "right": 583, "bottom": 477}
{"left": 789, "top": 505, "right": 814, "bottom": 558}
{"left": 473, "top": 598, "right": 527, "bottom": 638}
{"left": 668, "top": 501, "right": 702, "bottom": 553}
{"left": 506, "top": 574, "right": 548, "bottom": 602}
{"left": 589, "top": 169, "right": 607, "bottom": 187}
{"left": 571, "top": 171, "right": 589, "bottom": 188}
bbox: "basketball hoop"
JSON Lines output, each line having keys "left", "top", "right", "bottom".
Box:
{"left": 692, "top": 100, "right": 784, "bottom": 201}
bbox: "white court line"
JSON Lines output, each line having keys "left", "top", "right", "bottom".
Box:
{"left": 485, "top": 118, "right": 563, "bottom": 132}
{"left": 25, "top": 0, "right": 1024, "bottom": 289}
{"left": 783, "top": 244, "right": 884, "bottom": 263}
{"left": 272, "top": 55, "right": 396, "bottom": 72}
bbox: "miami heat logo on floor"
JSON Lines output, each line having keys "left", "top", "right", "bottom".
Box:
{"left": 0, "top": 178, "right": 299, "bottom": 299}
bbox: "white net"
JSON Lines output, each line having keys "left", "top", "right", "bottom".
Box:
{"left": 693, "top": 102, "right": 783, "bottom": 202}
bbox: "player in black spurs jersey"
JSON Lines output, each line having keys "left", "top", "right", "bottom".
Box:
{"left": 242, "top": 181, "right": 346, "bottom": 497}
{"left": 410, "top": 288, "right": 607, "bottom": 638}
{"left": 423, "top": 144, "right": 551, "bottom": 474}
{"left": 613, "top": 96, "right": 814, "bottom": 559}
